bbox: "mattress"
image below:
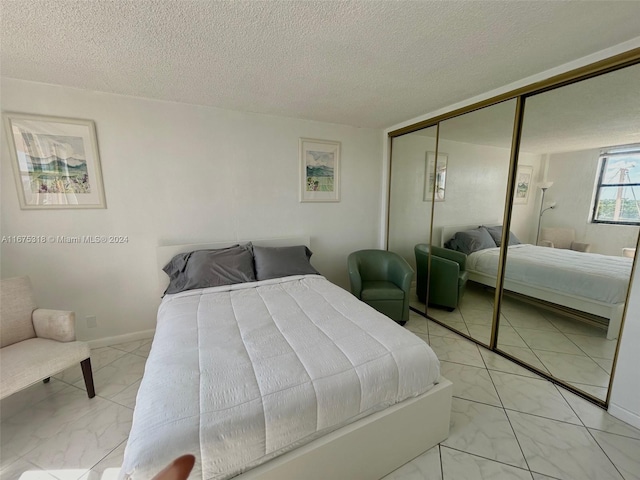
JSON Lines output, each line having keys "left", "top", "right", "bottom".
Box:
{"left": 467, "top": 244, "right": 632, "bottom": 304}
{"left": 121, "top": 275, "right": 440, "bottom": 479}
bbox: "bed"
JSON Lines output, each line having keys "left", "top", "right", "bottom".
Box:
{"left": 120, "top": 237, "right": 452, "bottom": 480}
{"left": 440, "top": 225, "right": 632, "bottom": 340}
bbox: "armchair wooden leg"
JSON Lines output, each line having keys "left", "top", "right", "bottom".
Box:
{"left": 43, "top": 377, "right": 51, "bottom": 384}
{"left": 81, "top": 358, "right": 96, "bottom": 398}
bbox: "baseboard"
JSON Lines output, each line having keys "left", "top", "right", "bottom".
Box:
{"left": 608, "top": 402, "right": 640, "bottom": 429}
{"left": 87, "top": 329, "right": 155, "bottom": 349}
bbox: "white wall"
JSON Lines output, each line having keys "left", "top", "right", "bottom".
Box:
{"left": 1, "top": 78, "right": 383, "bottom": 342}
{"left": 542, "top": 148, "right": 640, "bottom": 255}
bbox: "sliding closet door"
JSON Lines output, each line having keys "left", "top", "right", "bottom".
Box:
{"left": 499, "top": 63, "right": 640, "bottom": 401}
{"left": 428, "top": 100, "right": 517, "bottom": 345}
{"left": 388, "top": 126, "right": 438, "bottom": 317}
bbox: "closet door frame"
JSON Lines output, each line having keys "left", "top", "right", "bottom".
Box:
{"left": 387, "top": 47, "right": 640, "bottom": 408}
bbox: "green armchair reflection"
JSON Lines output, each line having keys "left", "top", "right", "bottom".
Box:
{"left": 347, "top": 250, "right": 414, "bottom": 325}
{"left": 415, "top": 244, "right": 468, "bottom": 311}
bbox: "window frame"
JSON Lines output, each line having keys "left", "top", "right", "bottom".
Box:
{"left": 591, "top": 147, "right": 640, "bottom": 226}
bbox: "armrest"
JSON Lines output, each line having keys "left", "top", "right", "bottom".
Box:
{"left": 389, "top": 257, "right": 414, "bottom": 293}
{"left": 435, "top": 248, "right": 467, "bottom": 271}
{"left": 538, "top": 240, "right": 554, "bottom": 248}
{"left": 571, "top": 241, "right": 591, "bottom": 253}
{"left": 431, "top": 256, "right": 460, "bottom": 279}
{"left": 347, "top": 255, "right": 363, "bottom": 299}
{"left": 32, "top": 309, "right": 76, "bottom": 342}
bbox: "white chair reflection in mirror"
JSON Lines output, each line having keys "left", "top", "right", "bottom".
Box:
{"left": 538, "top": 227, "right": 592, "bottom": 253}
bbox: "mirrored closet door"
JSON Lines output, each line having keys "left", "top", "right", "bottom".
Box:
{"left": 498, "top": 62, "right": 640, "bottom": 401}
{"left": 428, "top": 100, "right": 517, "bottom": 346}
{"left": 388, "top": 125, "right": 438, "bottom": 327}
{"left": 388, "top": 49, "right": 640, "bottom": 406}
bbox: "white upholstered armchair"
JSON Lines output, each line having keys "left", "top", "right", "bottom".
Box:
{"left": 0, "top": 276, "right": 95, "bottom": 399}
{"left": 538, "top": 227, "right": 591, "bottom": 253}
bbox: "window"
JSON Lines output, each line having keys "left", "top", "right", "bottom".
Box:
{"left": 592, "top": 145, "right": 640, "bottom": 225}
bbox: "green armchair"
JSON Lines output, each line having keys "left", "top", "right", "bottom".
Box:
{"left": 347, "top": 250, "right": 414, "bottom": 325}
{"left": 415, "top": 244, "right": 468, "bottom": 311}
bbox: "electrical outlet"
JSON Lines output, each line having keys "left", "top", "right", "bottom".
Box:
{"left": 86, "top": 315, "right": 97, "bottom": 328}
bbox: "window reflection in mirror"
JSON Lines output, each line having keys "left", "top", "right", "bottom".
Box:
{"left": 428, "top": 99, "right": 517, "bottom": 346}
{"left": 498, "top": 63, "right": 640, "bottom": 401}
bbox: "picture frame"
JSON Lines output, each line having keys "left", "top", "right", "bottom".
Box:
{"left": 300, "top": 138, "right": 340, "bottom": 202}
{"left": 423, "top": 151, "right": 447, "bottom": 202}
{"left": 3, "top": 112, "right": 106, "bottom": 209}
{"left": 514, "top": 165, "right": 533, "bottom": 205}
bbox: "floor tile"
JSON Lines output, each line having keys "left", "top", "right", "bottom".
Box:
{"left": 506, "top": 410, "right": 623, "bottom": 480}
{"left": 405, "top": 313, "right": 430, "bottom": 335}
{"left": 1, "top": 378, "right": 68, "bottom": 422}
{"left": 563, "top": 333, "right": 618, "bottom": 360}
{"left": 439, "top": 361, "right": 501, "bottom": 407}
{"left": 54, "top": 347, "right": 127, "bottom": 385}
{"left": 557, "top": 388, "right": 640, "bottom": 440}
{"left": 428, "top": 319, "right": 469, "bottom": 338}
{"left": 464, "top": 323, "right": 492, "bottom": 345}
{"left": 590, "top": 429, "right": 640, "bottom": 480}
{"left": 591, "top": 357, "right": 613, "bottom": 375}
{"left": 130, "top": 341, "right": 152, "bottom": 358}
{"left": 111, "top": 339, "right": 151, "bottom": 353}
{"left": 428, "top": 336, "right": 484, "bottom": 368}
{"left": 488, "top": 371, "right": 580, "bottom": 424}
{"left": 429, "top": 310, "right": 467, "bottom": 330}
{"left": 514, "top": 327, "right": 584, "bottom": 355}
{"left": 24, "top": 400, "right": 132, "bottom": 473}
{"left": 110, "top": 380, "right": 141, "bottom": 409}
{"left": 440, "top": 447, "right": 533, "bottom": 480}
{"left": 1, "top": 386, "right": 103, "bottom": 467}
{"left": 442, "top": 398, "right": 527, "bottom": 469}
{"left": 74, "top": 354, "right": 147, "bottom": 399}
{"left": 531, "top": 474, "right": 560, "bottom": 480}
{"left": 494, "top": 325, "right": 528, "bottom": 349}
{"left": 570, "top": 383, "right": 608, "bottom": 400}
{"left": 78, "top": 440, "right": 126, "bottom": 480}
{"left": 382, "top": 445, "right": 442, "bottom": 480}
{"left": 497, "top": 345, "right": 550, "bottom": 374}
{"left": 501, "top": 308, "right": 558, "bottom": 332}
{"left": 0, "top": 458, "right": 57, "bottom": 480}
{"left": 478, "top": 348, "right": 540, "bottom": 379}
{"left": 534, "top": 350, "right": 610, "bottom": 388}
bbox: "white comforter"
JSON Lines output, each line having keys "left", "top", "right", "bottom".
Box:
{"left": 467, "top": 244, "right": 632, "bottom": 304}
{"left": 121, "top": 275, "right": 440, "bottom": 479}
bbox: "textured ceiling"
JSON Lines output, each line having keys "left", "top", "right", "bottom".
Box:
{"left": 2, "top": 1, "right": 640, "bottom": 128}
{"left": 409, "top": 62, "right": 640, "bottom": 154}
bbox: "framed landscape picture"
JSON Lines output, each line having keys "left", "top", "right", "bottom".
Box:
{"left": 3, "top": 113, "right": 106, "bottom": 209}
{"left": 423, "top": 151, "right": 447, "bottom": 202}
{"left": 299, "top": 138, "right": 340, "bottom": 202}
{"left": 514, "top": 165, "right": 533, "bottom": 205}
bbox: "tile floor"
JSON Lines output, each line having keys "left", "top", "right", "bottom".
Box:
{"left": 1, "top": 320, "right": 639, "bottom": 480}
{"left": 414, "top": 283, "right": 617, "bottom": 400}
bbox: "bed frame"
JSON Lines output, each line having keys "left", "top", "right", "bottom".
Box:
{"left": 439, "top": 224, "right": 624, "bottom": 340}
{"left": 153, "top": 237, "right": 453, "bottom": 480}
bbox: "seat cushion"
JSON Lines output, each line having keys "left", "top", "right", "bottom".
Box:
{"left": 459, "top": 271, "right": 469, "bottom": 286}
{"left": 0, "top": 338, "right": 90, "bottom": 399}
{"left": 361, "top": 281, "right": 404, "bottom": 301}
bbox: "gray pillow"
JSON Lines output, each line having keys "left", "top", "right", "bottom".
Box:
{"left": 447, "top": 227, "right": 497, "bottom": 255}
{"left": 484, "top": 225, "right": 521, "bottom": 247}
{"left": 163, "top": 244, "right": 255, "bottom": 295}
{"left": 253, "top": 245, "right": 319, "bottom": 281}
